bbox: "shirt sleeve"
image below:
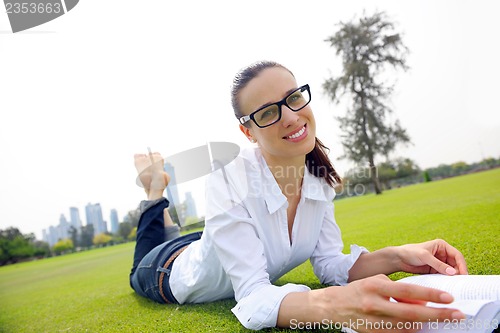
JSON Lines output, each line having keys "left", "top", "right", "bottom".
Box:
{"left": 231, "top": 283, "right": 310, "bottom": 330}
{"left": 205, "top": 168, "right": 310, "bottom": 330}
{"left": 310, "top": 201, "right": 368, "bottom": 286}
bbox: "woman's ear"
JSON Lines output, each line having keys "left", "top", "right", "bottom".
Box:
{"left": 239, "top": 124, "right": 256, "bottom": 143}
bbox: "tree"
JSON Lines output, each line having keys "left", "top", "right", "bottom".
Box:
{"left": 53, "top": 239, "right": 74, "bottom": 255}
{"left": 93, "top": 233, "right": 112, "bottom": 247}
{"left": 32, "top": 240, "right": 51, "bottom": 258}
{"left": 0, "top": 227, "right": 37, "bottom": 264}
{"left": 118, "top": 221, "right": 133, "bottom": 241}
{"left": 394, "top": 158, "right": 420, "bottom": 179}
{"left": 377, "top": 162, "right": 397, "bottom": 189}
{"left": 323, "top": 11, "right": 411, "bottom": 194}
{"left": 344, "top": 166, "right": 372, "bottom": 186}
{"left": 451, "top": 161, "right": 469, "bottom": 175}
{"left": 128, "top": 227, "right": 137, "bottom": 241}
{"left": 423, "top": 170, "right": 432, "bottom": 182}
{"left": 69, "top": 226, "right": 78, "bottom": 249}
{"left": 7, "top": 235, "right": 35, "bottom": 260}
{"left": 480, "top": 157, "right": 498, "bottom": 169}
{"left": 427, "top": 164, "right": 453, "bottom": 179}
{"left": 0, "top": 227, "right": 24, "bottom": 241}
{"left": 124, "top": 208, "right": 141, "bottom": 228}
{"left": 79, "top": 225, "right": 94, "bottom": 249}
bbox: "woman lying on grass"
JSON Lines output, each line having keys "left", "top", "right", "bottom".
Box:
{"left": 130, "top": 60, "right": 468, "bottom": 332}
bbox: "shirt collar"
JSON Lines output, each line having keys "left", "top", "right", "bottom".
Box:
{"left": 301, "top": 167, "right": 332, "bottom": 202}
{"left": 255, "top": 151, "right": 332, "bottom": 214}
{"left": 260, "top": 159, "right": 287, "bottom": 214}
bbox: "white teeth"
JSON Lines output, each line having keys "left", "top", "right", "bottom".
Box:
{"left": 287, "top": 126, "right": 305, "bottom": 139}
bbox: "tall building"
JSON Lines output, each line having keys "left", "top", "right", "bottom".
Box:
{"left": 43, "top": 214, "right": 72, "bottom": 247}
{"left": 184, "top": 192, "right": 198, "bottom": 218}
{"left": 58, "top": 214, "right": 70, "bottom": 240}
{"left": 48, "top": 225, "right": 58, "bottom": 246}
{"left": 110, "top": 209, "right": 119, "bottom": 234}
{"left": 85, "top": 203, "right": 107, "bottom": 235}
{"left": 164, "top": 162, "right": 183, "bottom": 225}
{"left": 42, "top": 227, "right": 58, "bottom": 247}
{"left": 69, "top": 207, "right": 82, "bottom": 230}
{"left": 164, "top": 162, "right": 180, "bottom": 206}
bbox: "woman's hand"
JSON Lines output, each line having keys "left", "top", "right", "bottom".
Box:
{"left": 348, "top": 239, "right": 468, "bottom": 282}
{"left": 320, "top": 274, "right": 464, "bottom": 333}
{"left": 280, "top": 274, "right": 465, "bottom": 333}
{"left": 395, "top": 239, "right": 468, "bottom": 276}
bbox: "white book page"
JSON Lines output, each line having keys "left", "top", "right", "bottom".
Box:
{"left": 398, "top": 274, "right": 500, "bottom": 302}
{"left": 423, "top": 299, "right": 491, "bottom": 316}
{"left": 418, "top": 301, "right": 500, "bottom": 333}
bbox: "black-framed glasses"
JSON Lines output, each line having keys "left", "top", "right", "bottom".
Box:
{"left": 238, "top": 84, "right": 311, "bottom": 128}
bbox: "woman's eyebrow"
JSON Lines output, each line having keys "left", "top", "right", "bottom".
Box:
{"left": 254, "top": 87, "right": 299, "bottom": 111}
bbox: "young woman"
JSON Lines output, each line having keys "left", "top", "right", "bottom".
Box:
{"left": 130, "top": 60, "right": 468, "bottom": 332}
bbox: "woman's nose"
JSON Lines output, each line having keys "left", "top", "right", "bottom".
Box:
{"left": 280, "top": 106, "right": 299, "bottom": 127}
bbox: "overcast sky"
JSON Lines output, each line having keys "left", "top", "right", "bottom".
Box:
{"left": 1, "top": 0, "right": 499, "bottom": 239}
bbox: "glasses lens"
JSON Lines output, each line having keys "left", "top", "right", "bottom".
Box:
{"left": 254, "top": 105, "right": 280, "bottom": 127}
{"left": 286, "top": 87, "right": 310, "bottom": 111}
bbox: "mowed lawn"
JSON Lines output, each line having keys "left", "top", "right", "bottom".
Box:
{"left": 0, "top": 169, "right": 499, "bottom": 333}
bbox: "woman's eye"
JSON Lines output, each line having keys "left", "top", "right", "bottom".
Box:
{"left": 288, "top": 92, "right": 304, "bottom": 105}
{"left": 259, "top": 108, "right": 277, "bottom": 120}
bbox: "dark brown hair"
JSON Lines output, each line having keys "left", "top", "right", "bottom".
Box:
{"left": 231, "top": 60, "right": 342, "bottom": 187}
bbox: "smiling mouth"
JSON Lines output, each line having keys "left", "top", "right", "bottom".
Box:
{"left": 283, "top": 124, "right": 307, "bottom": 140}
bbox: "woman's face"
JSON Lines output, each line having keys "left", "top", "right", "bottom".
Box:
{"left": 238, "top": 67, "right": 316, "bottom": 165}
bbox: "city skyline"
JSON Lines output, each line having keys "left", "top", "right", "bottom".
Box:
{"left": 41, "top": 185, "right": 201, "bottom": 245}
{"left": 43, "top": 204, "right": 111, "bottom": 246}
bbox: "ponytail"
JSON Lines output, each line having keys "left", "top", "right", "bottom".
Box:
{"left": 306, "top": 138, "right": 342, "bottom": 187}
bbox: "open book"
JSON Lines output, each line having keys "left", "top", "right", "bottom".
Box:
{"left": 398, "top": 274, "right": 499, "bottom": 333}
{"left": 342, "top": 274, "right": 499, "bottom": 333}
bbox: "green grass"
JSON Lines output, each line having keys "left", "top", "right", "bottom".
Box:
{"left": 0, "top": 169, "right": 499, "bottom": 332}
{"left": 334, "top": 168, "right": 500, "bottom": 276}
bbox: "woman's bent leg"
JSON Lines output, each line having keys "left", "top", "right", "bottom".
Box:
{"left": 130, "top": 198, "right": 169, "bottom": 279}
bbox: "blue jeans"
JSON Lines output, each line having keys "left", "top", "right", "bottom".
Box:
{"left": 129, "top": 198, "right": 202, "bottom": 303}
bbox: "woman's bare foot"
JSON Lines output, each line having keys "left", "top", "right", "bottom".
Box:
{"left": 134, "top": 152, "right": 170, "bottom": 200}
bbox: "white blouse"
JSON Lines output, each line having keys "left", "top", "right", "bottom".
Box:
{"left": 169, "top": 147, "right": 367, "bottom": 330}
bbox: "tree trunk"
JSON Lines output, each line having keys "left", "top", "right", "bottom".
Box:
{"left": 359, "top": 90, "right": 383, "bottom": 195}
{"left": 368, "top": 154, "right": 383, "bottom": 194}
